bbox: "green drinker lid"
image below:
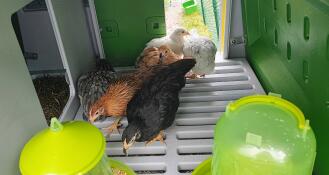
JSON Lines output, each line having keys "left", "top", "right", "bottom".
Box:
{"left": 193, "top": 93, "right": 316, "bottom": 175}
{"left": 211, "top": 93, "right": 316, "bottom": 175}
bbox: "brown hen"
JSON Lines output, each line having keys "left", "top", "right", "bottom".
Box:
{"left": 88, "top": 67, "right": 159, "bottom": 135}
{"left": 136, "top": 45, "right": 180, "bottom": 70}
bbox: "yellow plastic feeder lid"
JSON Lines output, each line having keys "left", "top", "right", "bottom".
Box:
{"left": 19, "top": 118, "right": 105, "bottom": 175}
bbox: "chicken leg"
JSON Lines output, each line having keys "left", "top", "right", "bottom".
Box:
{"left": 104, "top": 117, "right": 122, "bottom": 135}
{"left": 145, "top": 131, "right": 166, "bottom": 146}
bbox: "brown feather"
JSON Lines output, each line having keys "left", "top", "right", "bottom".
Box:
{"left": 89, "top": 66, "right": 159, "bottom": 118}
{"left": 137, "top": 45, "right": 180, "bottom": 70}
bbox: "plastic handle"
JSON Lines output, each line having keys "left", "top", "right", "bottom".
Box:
{"left": 228, "top": 94, "right": 306, "bottom": 129}
{"left": 50, "top": 117, "right": 63, "bottom": 132}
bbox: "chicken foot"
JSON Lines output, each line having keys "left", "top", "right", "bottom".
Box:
{"left": 104, "top": 117, "right": 122, "bottom": 136}
{"left": 185, "top": 72, "right": 206, "bottom": 79}
{"left": 185, "top": 71, "right": 198, "bottom": 79}
{"left": 145, "top": 131, "right": 166, "bottom": 146}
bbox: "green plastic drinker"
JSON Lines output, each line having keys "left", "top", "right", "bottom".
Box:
{"left": 19, "top": 118, "right": 135, "bottom": 175}
{"left": 193, "top": 93, "right": 316, "bottom": 175}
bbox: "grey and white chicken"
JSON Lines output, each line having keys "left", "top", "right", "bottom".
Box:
{"left": 77, "top": 59, "right": 117, "bottom": 121}
{"left": 183, "top": 32, "right": 217, "bottom": 78}
{"left": 145, "top": 27, "right": 190, "bottom": 57}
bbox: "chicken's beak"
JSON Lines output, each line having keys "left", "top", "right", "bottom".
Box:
{"left": 185, "top": 31, "right": 191, "bottom": 36}
{"left": 159, "top": 53, "right": 165, "bottom": 64}
{"left": 123, "top": 147, "right": 128, "bottom": 156}
{"left": 123, "top": 136, "right": 137, "bottom": 156}
{"left": 123, "top": 139, "right": 129, "bottom": 156}
{"left": 88, "top": 115, "right": 98, "bottom": 123}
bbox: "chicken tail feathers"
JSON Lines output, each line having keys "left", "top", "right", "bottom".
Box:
{"left": 168, "top": 58, "right": 196, "bottom": 75}
{"left": 96, "top": 59, "right": 115, "bottom": 72}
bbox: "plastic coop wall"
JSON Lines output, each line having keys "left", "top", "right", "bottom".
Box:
{"left": 0, "top": 1, "right": 47, "bottom": 174}
{"left": 0, "top": 1, "right": 96, "bottom": 174}
{"left": 241, "top": 0, "right": 329, "bottom": 174}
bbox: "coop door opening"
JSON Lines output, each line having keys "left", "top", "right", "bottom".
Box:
{"left": 164, "top": 0, "right": 227, "bottom": 57}
{"left": 11, "top": 0, "right": 69, "bottom": 125}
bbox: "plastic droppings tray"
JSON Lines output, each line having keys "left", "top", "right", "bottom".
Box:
{"left": 74, "top": 58, "right": 265, "bottom": 174}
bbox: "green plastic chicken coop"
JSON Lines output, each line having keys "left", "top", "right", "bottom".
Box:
{"left": 0, "top": 0, "right": 328, "bottom": 174}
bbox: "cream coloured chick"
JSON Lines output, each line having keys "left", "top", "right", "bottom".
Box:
{"left": 146, "top": 28, "right": 190, "bottom": 57}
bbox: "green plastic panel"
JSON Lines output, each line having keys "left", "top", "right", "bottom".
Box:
{"left": 241, "top": 0, "right": 329, "bottom": 174}
{"left": 94, "top": 0, "right": 166, "bottom": 66}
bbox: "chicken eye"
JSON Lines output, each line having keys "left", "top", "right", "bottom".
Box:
{"left": 182, "top": 31, "right": 185, "bottom": 34}
{"left": 165, "top": 51, "right": 168, "bottom": 53}
{"left": 95, "top": 111, "right": 99, "bottom": 115}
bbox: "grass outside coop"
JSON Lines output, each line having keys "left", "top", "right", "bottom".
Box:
{"left": 181, "top": 12, "right": 212, "bottom": 38}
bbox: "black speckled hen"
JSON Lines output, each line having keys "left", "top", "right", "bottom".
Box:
{"left": 122, "top": 59, "right": 196, "bottom": 154}
{"left": 77, "top": 59, "right": 117, "bottom": 121}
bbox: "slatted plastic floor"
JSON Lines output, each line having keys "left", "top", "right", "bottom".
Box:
{"left": 74, "top": 58, "right": 264, "bottom": 175}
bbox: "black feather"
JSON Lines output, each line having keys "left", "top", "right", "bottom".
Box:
{"left": 122, "top": 59, "right": 196, "bottom": 143}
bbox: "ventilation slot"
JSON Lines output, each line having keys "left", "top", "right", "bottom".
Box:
{"left": 182, "top": 83, "right": 253, "bottom": 93}
{"left": 274, "top": 28, "right": 278, "bottom": 46}
{"left": 177, "top": 140, "right": 213, "bottom": 155}
{"left": 304, "top": 17, "right": 310, "bottom": 40}
{"left": 215, "top": 61, "right": 242, "bottom": 66}
{"left": 133, "top": 163, "right": 167, "bottom": 174}
{"left": 180, "top": 91, "right": 255, "bottom": 103}
{"left": 264, "top": 17, "right": 267, "bottom": 32}
{"left": 303, "top": 60, "right": 309, "bottom": 83}
{"left": 107, "top": 142, "right": 167, "bottom": 156}
{"left": 273, "top": 0, "right": 277, "bottom": 11}
{"left": 175, "top": 112, "right": 222, "bottom": 126}
{"left": 176, "top": 126, "right": 214, "bottom": 140}
{"left": 177, "top": 162, "right": 206, "bottom": 173}
{"left": 327, "top": 35, "right": 329, "bottom": 61}
{"left": 287, "top": 42, "right": 291, "bottom": 60}
{"left": 286, "top": 3, "right": 291, "bottom": 23}
{"left": 187, "top": 75, "right": 249, "bottom": 84}
{"left": 177, "top": 102, "right": 227, "bottom": 114}
{"left": 136, "top": 170, "right": 166, "bottom": 174}
{"left": 214, "top": 67, "right": 244, "bottom": 74}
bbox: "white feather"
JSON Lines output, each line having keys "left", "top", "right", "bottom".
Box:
{"left": 183, "top": 36, "right": 217, "bottom": 75}
{"left": 145, "top": 28, "right": 188, "bottom": 56}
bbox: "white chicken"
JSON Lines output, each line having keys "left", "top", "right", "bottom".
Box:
{"left": 145, "top": 27, "right": 190, "bottom": 57}
{"left": 183, "top": 32, "right": 217, "bottom": 78}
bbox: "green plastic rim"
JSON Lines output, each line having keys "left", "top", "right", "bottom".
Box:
{"left": 192, "top": 157, "right": 212, "bottom": 175}
{"left": 109, "top": 158, "right": 136, "bottom": 175}
{"left": 227, "top": 94, "right": 306, "bottom": 129}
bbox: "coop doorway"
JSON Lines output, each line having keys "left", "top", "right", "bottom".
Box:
{"left": 164, "top": 0, "right": 228, "bottom": 59}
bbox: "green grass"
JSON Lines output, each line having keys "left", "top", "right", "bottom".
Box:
{"left": 181, "top": 12, "right": 212, "bottom": 38}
